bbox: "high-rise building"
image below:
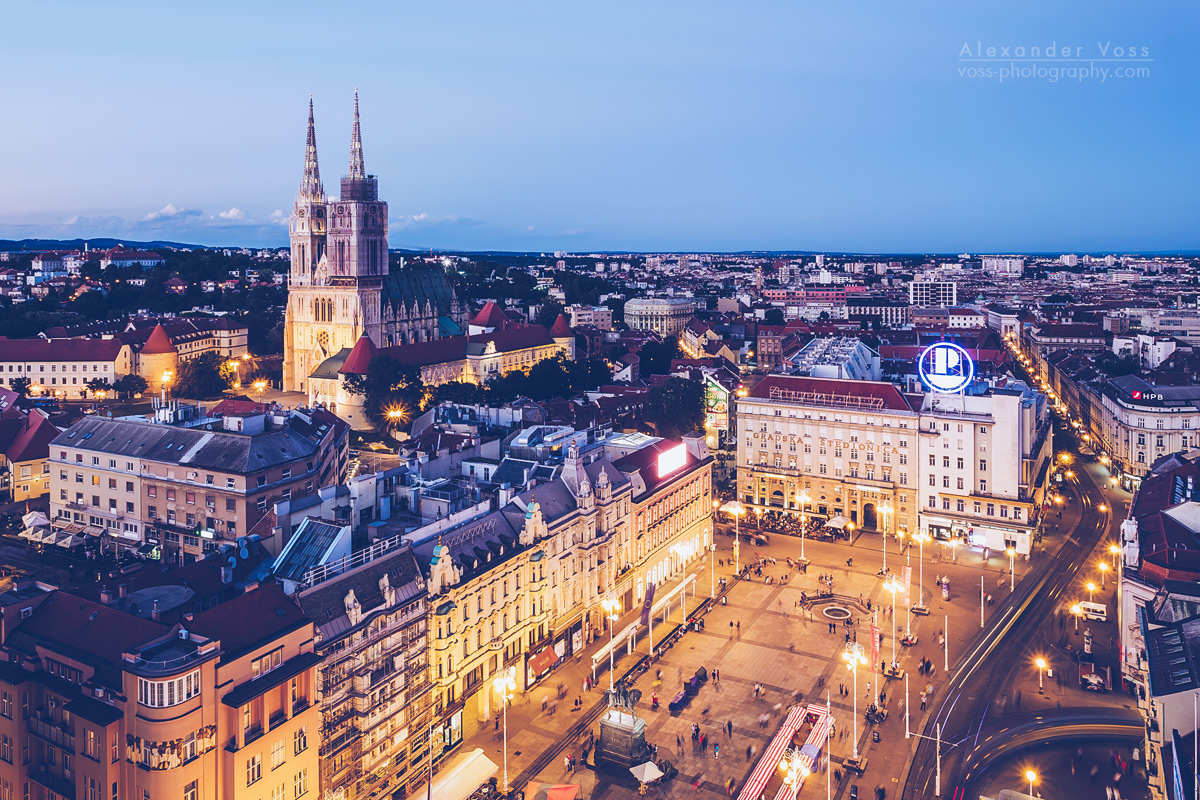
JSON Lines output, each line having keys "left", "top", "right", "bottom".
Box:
{"left": 282, "top": 93, "right": 468, "bottom": 392}
{"left": 907, "top": 280, "right": 958, "bottom": 308}
{"left": 981, "top": 257, "right": 1025, "bottom": 278}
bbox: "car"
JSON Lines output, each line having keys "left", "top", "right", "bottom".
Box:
{"left": 850, "top": 786, "right": 859, "bottom": 800}
{"left": 1078, "top": 601, "right": 1107, "bottom": 622}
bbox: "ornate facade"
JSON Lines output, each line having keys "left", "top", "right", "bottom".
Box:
{"left": 282, "top": 93, "right": 468, "bottom": 393}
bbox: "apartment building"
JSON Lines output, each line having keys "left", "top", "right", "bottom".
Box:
{"left": 0, "top": 581, "right": 319, "bottom": 800}
{"left": 907, "top": 280, "right": 958, "bottom": 308}
{"left": 566, "top": 305, "right": 613, "bottom": 331}
{"left": 47, "top": 406, "right": 348, "bottom": 561}
{"left": 293, "top": 541, "right": 432, "bottom": 800}
{"left": 0, "top": 339, "right": 133, "bottom": 399}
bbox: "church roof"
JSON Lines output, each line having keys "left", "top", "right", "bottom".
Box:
{"left": 381, "top": 266, "right": 458, "bottom": 316}
{"left": 310, "top": 348, "right": 351, "bottom": 380}
{"left": 472, "top": 301, "right": 510, "bottom": 329}
{"left": 339, "top": 335, "right": 380, "bottom": 375}
{"left": 138, "top": 324, "right": 176, "bottom": 355}
{"left": 550, "top": 314, "right": 573, "bottom": 338}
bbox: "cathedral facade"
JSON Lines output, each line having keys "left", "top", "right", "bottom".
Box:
{"left": 282, "top": 93, "right": 468, "bottom": 393}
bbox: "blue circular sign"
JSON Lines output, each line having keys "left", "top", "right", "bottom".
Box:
{"left": 918, "top": 342, "right": 974, "bottom": 393}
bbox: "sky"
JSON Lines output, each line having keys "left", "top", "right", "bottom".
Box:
{"left": 1, "top": 1, "right": 1197, "bottom": 253}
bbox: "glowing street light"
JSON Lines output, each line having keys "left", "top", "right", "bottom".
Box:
{"left": 600, "top": 597, "right": 620, "bottom": 690}
{"left": 884, "top": 577, "right": 903, "bottom": 673}
{"left": 1070, "top": 603, "right": 1083, "bottom": 633}
{"left": 1098, "top": 561, "right": 1109, "bottom": 589}
{"left": 720, "top": 500, "right": 746, "bottom": 574}
{"left": 912, "top": 531, "right": 931, "bottom": 612}
{"left": 842, "top": 642, "right": 868, "bottom": 760}
{"left": 1108, "top": 542, "right": 1120, "bottom": 569}
{"left": 797, "top": 491, "right": 811, "bottom": 560}
{"left": 1026, "top": 770, "right": 1037, "bottom": 797}
{"left": 778, "top": 749, "right": 810, "bottom": 790}
{"left": 494, "top": 669, "right": 517, "bottom": 792}
{"left": 1035, "top": 657, "right": 1047, "bottom": 693}
{"left": 880, "top": 502, "right": 893, "bottom": 573}
{"left": 252, "top": 379, "right": 267, "bottom": 396}
{"left": 1087, "top": 581, "right": 1097, "bottom": 603}
{"left": 1006, "top": 546, "right": 1016, "bottom": 591}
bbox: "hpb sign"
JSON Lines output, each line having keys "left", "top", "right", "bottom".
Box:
{"left": 918, "top": 342, "right": 974, "bottom": 394}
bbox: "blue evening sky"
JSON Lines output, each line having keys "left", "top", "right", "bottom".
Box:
{"left": 1, "top": 1, "right": 1195, "bottom": 253}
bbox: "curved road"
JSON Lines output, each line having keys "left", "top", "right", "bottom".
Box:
{"left": 902, "top": 463, "right": 1114, "bottom": 799}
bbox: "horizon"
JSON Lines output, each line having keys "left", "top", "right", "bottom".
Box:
{"left": 2, "top": 1, "right": 1197, "bottom": 252}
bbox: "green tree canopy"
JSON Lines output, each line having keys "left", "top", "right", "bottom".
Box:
{"left": 344, "top": 355, "right": 425, "bottom": 430}
{"left": 10, "top": 377, "right": 30, "bottom": 398}
{"left": 637, "top": 336, "right": 682, "bottom": 377}
{"left": 763, "top": 307, "right": 785, "bottom": 326}
{"left": 173, "top": 352, "right": 229, "bottom": 399}
{"left": 645, "top": 377, "right": 705, "bottom": 438}
{"left": 113, "top": 374, "right": 148, "bottom": 398}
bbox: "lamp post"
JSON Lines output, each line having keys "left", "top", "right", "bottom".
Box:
{"left": 798, "top": 491, "right": 811, "bottom": 561}
{"left": 949, "top": 536, "right": 959, "bottom": 564}
{"left": 1035, "top": 657, "right": 1047, "bottom": 693}
{"left": 884, "top": 577, "right": 902, "bottom": 673}
{"left": 1071, "top": 603, "right": 1082, "bottom": 633}
{"left": 880, "top": 502, "right": 892, "bottom": 573}
{"left": 1087, "top": 581, "right": 1097, "bottom": 603}
{"left": 1026, "top": 770, "right": 1037, "bottom": 798}
{"left": 1111, "top": 542, "right": 1123, "bottom": 677}
{"left": 494, "top": 669, "right": 516, "bottom": 793}
{"left": 600, "top": 597, "right": 620, "bottom": 690}
{"left": 842, "top": 642, "right": 867, "bottom": 760}
{"left": 1098, "top": 561, "right": 1109, "bottom": 589}
{"left": 913, "top": 531, "right": 930, "bottom": 612}
{"left": 1006, "top": 547, "right": 1016, "bottom": 591}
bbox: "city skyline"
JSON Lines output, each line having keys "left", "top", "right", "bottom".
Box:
{"left": 3, "top": 1, "right": 1198, "bottom": 252}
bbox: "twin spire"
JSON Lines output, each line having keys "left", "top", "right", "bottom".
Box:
{"left": 298, "top": 90, "right": 367, "bottom": 198}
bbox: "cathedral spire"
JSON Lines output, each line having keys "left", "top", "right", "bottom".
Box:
{"left": 348, "top": 88, "right": 366, "bottom": 180}
{"left": 299, "top": 95, "right": 324, "bottom": 201}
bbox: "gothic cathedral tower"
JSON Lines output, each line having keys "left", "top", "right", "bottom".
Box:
{"left": 283, "top": 92, "right": 388, "bottom": 392}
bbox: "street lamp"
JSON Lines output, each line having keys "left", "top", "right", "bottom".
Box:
{"left": 252, "top": 379, "right": 267, "bottom": 396}
{"left": 1006, "top": 547, "right": 1016, "bottom": 591}
{"left": 600, "top": 597, "right": 620, "bottom": 690}
{"left": 884, "top": 577, "right": 903, "bottom": 673}
{"left": 720, "top": 500, "right": 745, "bottom": 575}
{"left": 1098, "top": 561, "right": 1109, "bottom": 589}
{"left": 880, "top": 502, "right": 893, "bottom": 574}
{"left": 1108, "top": 543, "right": 1120, "bottom": 570}
{"left": 1071, "top": 603, "right": 1083, "bottom": 633}
{"left": 1035, "top": 657, "right": 1047, "bottom": 693}
{"left": 842, "top": 642, "right": 868, "bottom": 760}
{"left": 1026, "top": 770, "right": 1037, "bottom": 797}
{"left": 912, "top": 531, "right": 930, "bottom": 612}
{"left": 798, "top": 491, "right": 811, "bottom": 561}
{"left": 1087, "top": 581, "right": 1097, "bottom": 603}
{"left": 494, "top": 668, "right": 517, "bottom": 793}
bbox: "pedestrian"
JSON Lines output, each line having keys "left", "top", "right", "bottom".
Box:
{"left": 677, "top": 734, "right": 683, "bottom": 749}
{"left": 920, "top": 691, "right": 927, "bottom": 711}
{"left": 737, "top": 620, "right": 741, "bottom": 634}
{"left": 730, "top": 621, "right": 734, "bottom": 637}
{"left": 714, "top": 743, "right": 720, "bottom": 759}
{"left": 866, "top": 681, "right": 871, "bottom": 699}
{"left": 1090, "top": 765, "right": 1099, "bottom": 782}
{"left": 746, "top": 745, "right": 753, "bottom": 761}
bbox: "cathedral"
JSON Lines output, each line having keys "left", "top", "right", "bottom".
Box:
{"left": 282, "top": 92, "right": 469, "bottom": 393}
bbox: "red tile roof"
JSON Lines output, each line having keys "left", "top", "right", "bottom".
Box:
{"left": 1, "top": 410, "right": 59, "bottom": 464}
{"left": 0, "top": 338, "right": 127, "bottom": 362}
{"left": 339, "top": 335, "right": 380, "bottom": 375}
{"left": 550, "top": 314, "right": 573, "bottom": 337}
{"left": 140, "top": 324, "right": 176, "bottom": 355}
{"left": 748, "top": 374, "right": 912, "bottom": 411}
{"left": 471, "top": 301, "right": 510, "bottom": 329}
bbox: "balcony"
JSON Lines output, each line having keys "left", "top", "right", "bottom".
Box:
{"left": 28, "top": 716, "right": 74, "bottom": 750}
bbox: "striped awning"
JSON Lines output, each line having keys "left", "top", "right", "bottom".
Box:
{"left": 739, "top": 704, "right": 831, "bottom": 800}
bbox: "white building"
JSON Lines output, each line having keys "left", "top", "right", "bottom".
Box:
{"left": 624, "top": 297, "right": 696, "bottom": 336}
{"left": 785, "top": 337, "right": 881, "bottom": 382}
{"left": 916, "top": 385, "right": 1053, "bottom": 555}
{"left": 0, "top": 339, "right": 133, "bottom": 398}
{"left": 908, "top": 280, "right": 958, "bottom": 308}
{"left": 566, "top": 304, "right": 614, "bottom": 330}
{"left": 982, "top": 257, "right": 1025, "bottom": 278}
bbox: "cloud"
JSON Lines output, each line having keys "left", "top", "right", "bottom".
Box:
{"left": 268, "top": 209, "right": 287, "bottom": 224}
{"left": 143, "top": 203, "right": 201, "bottom": 222}
{"left": 212, "top": 207, "right": 247, "bottom": 221}
{"left": 390, "top": 213, "right": 482, "bottom": 231}
{"left": 526, "top": 225, "right": 535, "bottom": 232}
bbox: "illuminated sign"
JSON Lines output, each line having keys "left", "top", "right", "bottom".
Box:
{"left": 657, "top": 443, "right": 688, "bottom": 478}
{"left": 704, "top": 376, "right": 729, "bottom": 430}
{"left": 918, "top": 342, "right": 974, "bottom": 394}
{"left": 1131, "top": 390, "right": 1164, "bottom": 401}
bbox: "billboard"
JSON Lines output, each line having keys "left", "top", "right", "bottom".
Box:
{"left": 704, "top": 375, "right": 729, "bottom": 430}
{"left": 918, "top": 342, "right": 974, "bottom": 394}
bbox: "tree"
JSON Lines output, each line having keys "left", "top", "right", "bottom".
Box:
{"left": 173, "top": 352, "right": 229, "bottom": 399}
{"left": 10, "top": 377, "right": 30, "bottom": 398}
{"left": 525, "top": 356, "right": 573, "bottom": 400}
{"left": 343, "top": 355, "right": 425, "bottom": 429}
{"left": 114, "top": 374, "right": 148, "bottom": 398}
{"left": 535, "top": 300, "right": 565, "bottom": 329}
{"left": 85, "top": 378, "right": 113, "bottom": 398}
{"left": 484, "top": 370, "right": 531, "bottom": 404}
{"left": 568, "top": 358, "right": 612, "bottom": 393}
{"left": 430, "top": 381, "right": 485, "bottom": 406}
{"left": 763, "top": 307, "right": 786, "bottom": 326}
{"left": 637, "top": 336, "right": 682, "bottom": 377}
{"left": 645, "top": 377, "right": 705, "bottom": 438}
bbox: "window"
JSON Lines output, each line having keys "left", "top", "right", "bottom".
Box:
{"left": 943, "top": 456, "right": 950, "bottom": 468}
{"left": 986, "top": 503, "right": 995, "bottom": 516}
{"left": 928, "top": 455, "right": 935, "bottom": 466}
{"left": 166, "top": 489, "right": 176, "bottom": 501}
{"left": 184, "top": 781, "right": 198, "bottom": 800}
{"left": 956, "top": 477, "right": 964, "bottom": 490}
{"left": 294, "top": 727, "right": 308, "bottom": 754}
{"left": 928, "top": 495, "right": 936, "bottom": 508}
{"left": 979, "top": 459, "right": 987, "bottom": 471}
{"left": 271, "top": 740, "right": 286, "bottom": 770}
{"left": 147, "top": 486, "right": 157, "bottom": 498}
{"left": 252, "top": 649, "right": 283, "bottom": 679}
{"left": 247, "top": 754, "right": 262, "bottom": 785}
{"left": 137, "top": 671, "right": 200, "bottom": 708}
{"left": 980, "top": 480, "right": 987, "bottom": 493}
{"left": 185, "top": 492, "right": 195, "bottom": 505}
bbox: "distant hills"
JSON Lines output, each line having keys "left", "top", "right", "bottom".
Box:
{"left": 0, "top": 237, "right": 206, "bottom": 252}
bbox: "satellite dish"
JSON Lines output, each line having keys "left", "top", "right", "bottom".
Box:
{"left": 228, "top": 556, "right": 237, "bottom": 567}
{"left": 240, "top": 547, "right": 249, "bottom": 560}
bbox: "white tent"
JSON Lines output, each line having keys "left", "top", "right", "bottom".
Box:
{"left": 408, "top": 748, "right": 497, "bottom": 800}
{"left": 630, "top": 762, "right": 664, "bottom": 783}
{"left": 21, "top": 511, "right": 49, "bottom": 529}
{"left": 826, "top": 516, "right": 848, "bottom": 530}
